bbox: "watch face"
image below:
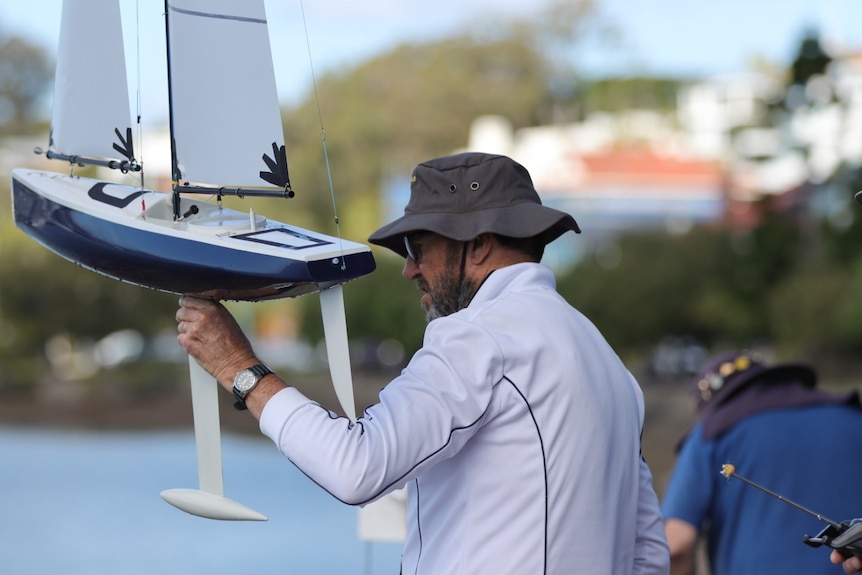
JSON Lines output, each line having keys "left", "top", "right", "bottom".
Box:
{"left": 234, "top": 370, "right": 258, "bottom": 393}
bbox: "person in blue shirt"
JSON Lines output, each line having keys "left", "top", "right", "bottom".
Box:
{"left": 661, "top": 350, "right": 862, "bottom": 575}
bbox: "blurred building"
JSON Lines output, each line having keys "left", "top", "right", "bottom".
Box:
{"left": 462, "top": 115, "right": 726, "bottom": 269}
{"left": 452, "top": 40, "right": 862, "bottom": 270}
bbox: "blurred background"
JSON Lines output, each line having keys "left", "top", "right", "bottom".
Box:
{"left": 0, "top": 0, "right": 861, "bottom": 573}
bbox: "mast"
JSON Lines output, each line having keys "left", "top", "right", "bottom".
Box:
{"left": 164, "top": 0, "right": 182, "bottom": 219}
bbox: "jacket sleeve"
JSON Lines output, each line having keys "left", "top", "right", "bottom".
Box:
{"left": 633, "top": 456, "right": 671, "bottom": 574}
{"left": 257, "top": 316, "right": 503, "bottom": 505}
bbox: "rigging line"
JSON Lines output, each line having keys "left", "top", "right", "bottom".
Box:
{"left": 299, "top": 0, "right": 347, "bottom": 271}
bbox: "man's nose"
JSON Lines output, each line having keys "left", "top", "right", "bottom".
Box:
{"left": 402, "top": 256, "right": 420, "bottom": 280}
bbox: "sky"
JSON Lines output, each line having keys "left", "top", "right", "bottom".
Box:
{"left": 0, "top": 0, "right": 859, "bottom": 125}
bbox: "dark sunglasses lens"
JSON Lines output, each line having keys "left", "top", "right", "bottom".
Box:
{"left": 404, "top": 236, "right": 416, "bottom": 261}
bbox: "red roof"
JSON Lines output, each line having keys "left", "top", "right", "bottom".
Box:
{"left": 577, "top": 149, "right": 723, "bottom": 189}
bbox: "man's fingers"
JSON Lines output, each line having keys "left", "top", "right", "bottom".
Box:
{"left": 179, "top": 294, "right": 216, "bottom": 309}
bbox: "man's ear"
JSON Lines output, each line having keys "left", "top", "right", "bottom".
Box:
{"left": 469, "top": 233, "right": 494, "bottom": 264}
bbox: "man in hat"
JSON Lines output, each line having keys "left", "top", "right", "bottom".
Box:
{"left": 661, "top": 350, "right": 862, "bottom": 575}
{"left": 176, "top": 152, "right": 670, "bottom": 573}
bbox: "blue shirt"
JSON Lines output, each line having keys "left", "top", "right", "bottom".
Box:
{"left": 662, "top": 404, "right": 862, "bottom": 575}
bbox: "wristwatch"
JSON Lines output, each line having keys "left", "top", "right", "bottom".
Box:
{"left": 232, "top": 363, "right": 273, "bottom": 411}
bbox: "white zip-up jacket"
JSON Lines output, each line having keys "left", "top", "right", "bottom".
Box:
{"left": 260, "top": 262, "right": 670, "bottom": 574}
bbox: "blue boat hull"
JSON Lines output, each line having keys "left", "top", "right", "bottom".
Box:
{"left": 12, "top": 173, "right": 376, "bottom": 301}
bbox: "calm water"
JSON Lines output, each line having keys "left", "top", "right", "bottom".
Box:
{"left": 0, "top": 425, "right": 402, "bottom": 574}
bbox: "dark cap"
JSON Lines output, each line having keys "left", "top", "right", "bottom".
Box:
{"left": 691, "top": 350, "right": 816, "bottom": 413}
{"left": 368, "top": 152, "right": 581, "bottom": 257}
{"left": 681, "top": 350, "right": 862, "bottom": 444}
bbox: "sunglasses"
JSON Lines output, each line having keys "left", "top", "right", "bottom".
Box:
{"left": 403, "top": 233, "right": 427, "bottom": 263}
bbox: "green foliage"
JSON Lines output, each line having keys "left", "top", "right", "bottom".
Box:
{"left": 555, "top": 180, "right": 862, "bottom": 364}
{"left": 819, "top": 166, "right": 862, "bottom": 265}
{"left": 0, "top": 225, "right": 178, "bottom": 361}
{"left": 831, "top": 260, "right": 862, "bottom": 351}
{"left": 278, "top": 32, "right": 556, "bottom": 235}
{"left": 0, "top": 34, "right": 53, "bottom": 133}
{"left": 557, "top": 217, "right": 802, "bottom": 356}
{"left": 790, "top": 30, "right": 832, "bottom": 88}
{"left": 0, "top": 243, "right": 180, "bottom": 394}
{"left": 767, "top": 265, "right": 847, "bottom": 357}
{"left": 579, "top": 77, "right": 686, "bottom": 116}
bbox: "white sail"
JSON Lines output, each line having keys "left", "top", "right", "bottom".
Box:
{"left": 167, "top": 0, "right": 285, "bottom": 188}
{"left": 51, "top": 0, "right": 133, "bottom": 161}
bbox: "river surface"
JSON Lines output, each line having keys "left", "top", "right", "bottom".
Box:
{"left": 0, "top": 425, "right": 402, "bottom": 574}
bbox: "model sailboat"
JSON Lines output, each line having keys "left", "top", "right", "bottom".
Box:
{"left": 10, "top": 0, "right": 375, "bottom": 520}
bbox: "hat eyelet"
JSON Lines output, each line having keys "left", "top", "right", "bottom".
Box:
{"left": 449, "top": 184, "right": 457, "bottom": 193}
{"left": 470, "top": 182, "right": 479, "bottom": 190}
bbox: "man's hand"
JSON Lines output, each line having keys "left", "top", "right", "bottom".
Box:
{"left": 831, "top": 550, "right": 862, "bottom": 573}
{"left": 176, "top": 296, "right": 257, "bottom": 391}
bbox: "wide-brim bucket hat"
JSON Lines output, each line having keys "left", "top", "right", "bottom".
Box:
{"left": 368, "top": 152, "right": 580, "bottom": 257}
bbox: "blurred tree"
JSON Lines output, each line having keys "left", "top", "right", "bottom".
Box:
{"left": 0, "top": 236, "right": 177, "bottom": 352}
{"left": 767, "top": 264, "right": 847, "bottom": 359}
{"left": 0, "top": 33, "right": 52, "bottom": 133}
{"left": 0, "top": 223, "right": 179, "bottom": 392}
{"left": 820, "top": 165, "right": 862, "bottom": 264}
{"left": 789, "top": 29, "right": 832, "bottom": 89}
{"left": 280, "top": 34, "right": 553, "bottom": 234}
{"left": 557, "top": 216, "right": 800, "bottom": 358}
{"left": 579, "top": 77, "right": 684, "bottom": 116}
{"left": 831, "top": 259, "right": 862, "bottom": 353}
{"left": 276, "top": 0, "right": 610, "bottom": 236}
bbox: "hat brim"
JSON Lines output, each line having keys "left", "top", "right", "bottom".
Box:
{"left": 710, "top": 362, "right": 817, "bottom": 409}
{"left": 368, "top": 202, "right": 581, "bottom": 257}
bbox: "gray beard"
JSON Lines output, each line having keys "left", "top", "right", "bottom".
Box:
{"left": 424, "top": 274, "right": 478, "bottom": 323}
